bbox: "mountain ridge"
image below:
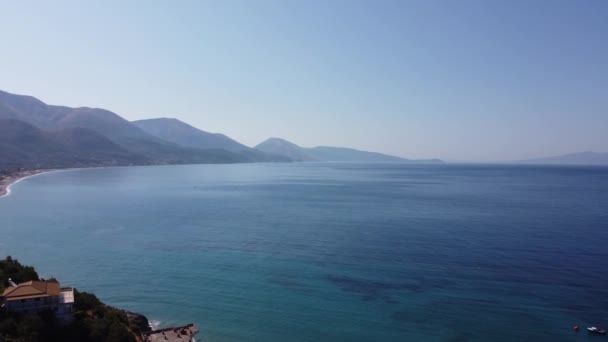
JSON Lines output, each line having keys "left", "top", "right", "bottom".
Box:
{"left": 0, "top": 118, "right": 146, "bottom": 169}
{"left": 132, "top": 118, "right": 289, "bottom": 162}
{"left": 132, "top": 118, "right": 250, "bottom": 152}
{"left": 0, "top": 90, "right": 281, "bottom": 169}
{"left": 255, "top": 137, "right": 442, "bottom": 163}
{"left": 1, "top": 89, "right": 443, "bottom": 170}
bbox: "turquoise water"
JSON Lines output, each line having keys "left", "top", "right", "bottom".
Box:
{"left": 1, "top": 163, "right": 607, "bottom": 341}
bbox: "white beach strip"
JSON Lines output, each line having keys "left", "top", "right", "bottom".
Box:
{"left": 0, "top": 169, "right": 76, "bottom": 198}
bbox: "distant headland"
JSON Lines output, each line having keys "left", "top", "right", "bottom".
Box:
{"left": 518, "top": 151, "right": 608, "bottom": 166}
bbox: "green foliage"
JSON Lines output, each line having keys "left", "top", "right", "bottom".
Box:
{"left": 0, "top": 256, "right": 40, "bottom": 291}
{"left": 106, "top": 322, "right": 135, "bottom": 342}
{"left": 16, "top": 314, "right": 49, "bottom": 341}
{"left": 0, "top": 310, "right": 56, "bottom": 342}
{"left": 73, "top": 290, "right": 104, "bottom": 316}
{"left": 61, "top": 290, "right": 135, "bottom": 342}
{"left": 0, "top": 314, "right": 18, "bottom": 336}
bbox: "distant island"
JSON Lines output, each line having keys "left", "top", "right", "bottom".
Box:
{"left": 519, "top": 151, "right": 608, "bottom": 166}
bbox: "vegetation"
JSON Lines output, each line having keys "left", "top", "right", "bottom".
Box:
{"left": 0, "top": 257, "right": 138, "bottom": 342}
{"left": 0, "top": 256, "right": 39, "bottom": 291}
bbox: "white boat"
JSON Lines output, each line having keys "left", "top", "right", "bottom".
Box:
{"left": 587, "top": 326, "right": 607, "bottom": 335}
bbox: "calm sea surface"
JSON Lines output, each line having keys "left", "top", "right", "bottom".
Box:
{"left": 1, "top": 163, "right": 607, "bottom": 341}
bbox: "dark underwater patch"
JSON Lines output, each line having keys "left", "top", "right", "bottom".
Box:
{"left": 389, "top": 310, "right": 427, "bottom": 324}
{"left": 325, "top": 275, "right": 425, "bottom": 302}
{"left": 268, "top": 275, "right": 302, "bottom": 288}
{"left": 443, "top": 332, "right": 471, "bottom": 342}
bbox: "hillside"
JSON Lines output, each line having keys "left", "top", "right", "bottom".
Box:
{"left": 0, "top": 119, "right": 146, "bottom": 169}
{"left": 0, "top": 90, "right": 283, "bottom": 168}
{"left": 133, "top": 118, "right": 289, "bottom": 162}
{"left": 133, "top": 118, "right": 249, "bottom": 151}
{"left": 0, "top": 90, "right": 156, "bottom": 145}
{"left": 254, "top": 138, "right": 317, "bottom": 161}
{"left": 255, "top": 137, "right": 441, "bottom": 163}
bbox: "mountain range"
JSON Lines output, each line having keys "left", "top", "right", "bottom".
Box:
{"left": 0, "top": 89, "right": 427, "bottom": 170}
{"left": 3, "top": 89, "right": 605, "bottom": 169}
{"left": 0, "top": 90, "right": 260, "bottom": 168}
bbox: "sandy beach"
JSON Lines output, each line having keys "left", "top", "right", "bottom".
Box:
{"left": 0, "top": 169, "right": 53, "bottom": 198}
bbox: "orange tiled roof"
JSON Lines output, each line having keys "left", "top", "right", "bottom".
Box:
{"left": 1, "top": 281, "right": 61, "bottom": 301}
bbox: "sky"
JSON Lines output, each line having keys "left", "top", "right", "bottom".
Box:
{"left": 1, "top": 0, "right": 607, "bottom": 161}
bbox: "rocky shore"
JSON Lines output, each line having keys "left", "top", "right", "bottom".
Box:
{"left": 145, "top": 324, "right": 199, "bottom": 342}
{"left": 105, "top": 307, "right": 199, "bottom": 342}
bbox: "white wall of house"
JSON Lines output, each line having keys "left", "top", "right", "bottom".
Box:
{"left": 2, "top": 288, "right": 74, "bottom": 324}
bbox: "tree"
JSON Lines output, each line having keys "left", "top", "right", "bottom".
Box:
{"left": 105, "top": 322, "right": 135, "bottom": 342}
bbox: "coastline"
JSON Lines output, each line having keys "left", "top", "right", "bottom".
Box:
{"left": 0, "top": 163, "right": 284, "bottom": 198}
{"left": 0, "top": 169, "right": 60, "bottom": 198}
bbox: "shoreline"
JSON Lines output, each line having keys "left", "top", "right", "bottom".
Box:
{"left": 0, "top": 169, "right": 62, "bottom": 198}
{"left": 0, "top": 161, "right": 368, "bottom": 199}
{"left": 0, "top": 162, "right": 286, "bottom": 198}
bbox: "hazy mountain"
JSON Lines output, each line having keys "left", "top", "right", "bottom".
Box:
{"left": 133, "top": 118, "right": 248, "bottom": 151}
{"left": 0, "top": 90, "right": 192, "bottom": 163}
{"left": 0, "top": 91, "right": 65, "bottom": 128}
{"left": 255, "top": 137, "right": 441, "bottom": 163}
{"left": 521, "top": 151, "right": 608, "bottom": 165}
{"left": 132, "top": 118, "right": 290, "bottom": 162}
{"left": 0, "top": 119, "right": 145, "bottom": 169}
{"left": 309, "top": 146, "right": 407, "bottom": 162}
{"left": 0, "top": 89, "right": 445, "bottom": 168}
{"left": 0, "top": 90, "right": 280, "bottom": 167}
{"left": 254, "top": 138, "right": 317, "bottom": 161}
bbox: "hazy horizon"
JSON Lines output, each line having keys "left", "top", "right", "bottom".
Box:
{"left": 1, "top": 1, "right": 607, "bottom": 161}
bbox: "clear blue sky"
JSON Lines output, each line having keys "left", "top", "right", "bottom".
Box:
{"left": 1, "top": 0, "right": 607, "bottom": 161}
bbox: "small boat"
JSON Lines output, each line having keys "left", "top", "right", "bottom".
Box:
{"left": 587, "top": 326, "right": 607, "bottom": 335}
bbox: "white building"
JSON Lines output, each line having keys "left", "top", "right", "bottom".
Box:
{"left": 1, "top": 279, "right": 74, "bottom": 323}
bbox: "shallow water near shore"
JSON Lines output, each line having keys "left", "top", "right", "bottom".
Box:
{"left": 1, "top": 163, "right": 607, "bottom": 341}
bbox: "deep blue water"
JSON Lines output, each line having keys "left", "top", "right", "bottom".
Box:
{"left": 1, "top": 163, "right": 607, "bottom": 341}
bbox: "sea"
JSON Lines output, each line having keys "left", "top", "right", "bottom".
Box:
{"left": 1, "top": 163, "right": 607, "bottom": 341}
